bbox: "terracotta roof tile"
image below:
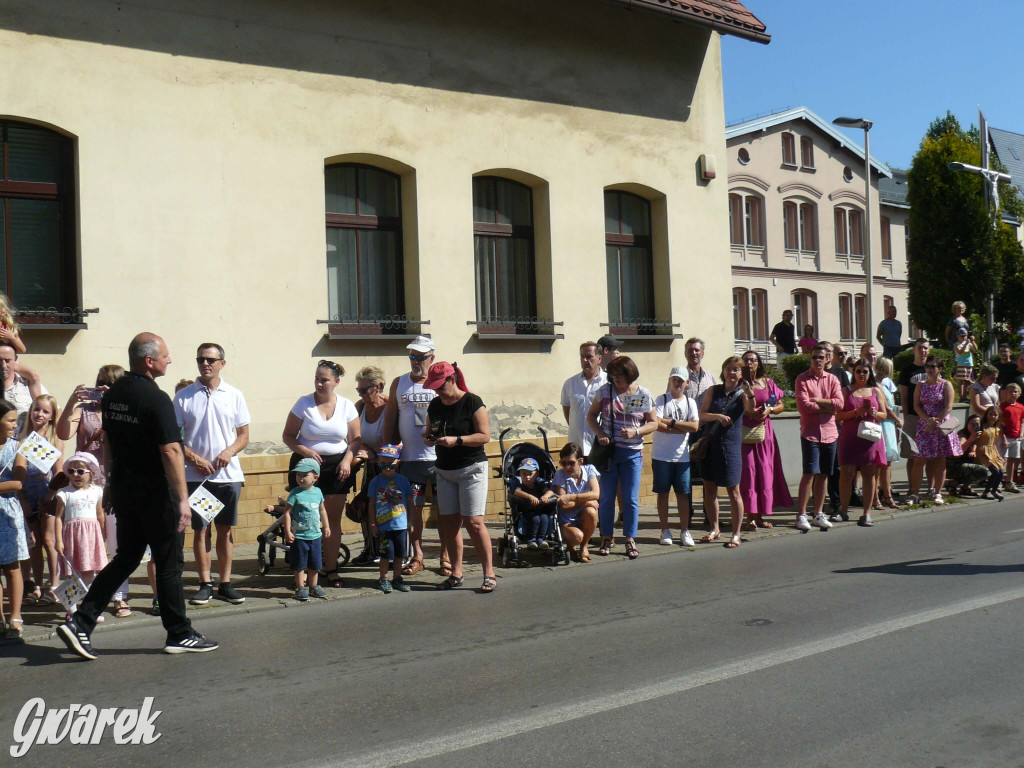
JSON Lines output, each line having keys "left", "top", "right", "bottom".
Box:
{"left": 609, "top": 0, "right": 770, "bottom": 44}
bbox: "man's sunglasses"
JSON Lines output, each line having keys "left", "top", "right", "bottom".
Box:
{"left": 196, "top": 357, "right": 222, "bottom": 365}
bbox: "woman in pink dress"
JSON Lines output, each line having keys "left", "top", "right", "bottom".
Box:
{"left": 739, "top": 351, "right": 791, "bottom": 529}
{"left": 913, "top": 354, "right": 962, "bottom": 504}
{"left": 836, "top": 359, "right": 888, "bottom": 526}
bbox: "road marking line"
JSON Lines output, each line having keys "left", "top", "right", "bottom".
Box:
{"left": 306, "top": 586, "right": 1024, "bottom": 768}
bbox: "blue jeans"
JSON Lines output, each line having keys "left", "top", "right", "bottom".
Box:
{"left": 598, "top": 446, "right": 642, "bottom": 538}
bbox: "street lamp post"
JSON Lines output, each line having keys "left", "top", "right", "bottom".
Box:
{"left": 833, "top": 117, "right": 874, "bottom": 344}
{"left": 947, "top": 161, "right": 1012, "bottom": 358}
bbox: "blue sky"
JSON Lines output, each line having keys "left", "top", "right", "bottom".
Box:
{"left": 722, "top": 0, "right": 1024, "bottom": 170}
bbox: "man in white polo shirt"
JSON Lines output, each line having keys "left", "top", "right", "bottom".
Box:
{"left": 0, "top": 344, "right": 46, "bottom": 430}
{"left": 173, "top": 342, "right": 250, "bottom": 605}
{"left": 561, "top": 341, "right": 607, "bottom": 457}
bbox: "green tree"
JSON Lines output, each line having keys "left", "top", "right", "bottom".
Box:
{"left": 906, "top": 112, "right": 1024, "bottom": 340}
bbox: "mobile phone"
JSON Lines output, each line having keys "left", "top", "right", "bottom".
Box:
{"left": 767, "top": 393, "right": 777, "bottom": 407}
{"left": 84, "top": 387, "right": 103, "bottom": 402}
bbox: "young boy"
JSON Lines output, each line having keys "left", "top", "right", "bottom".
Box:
{"left": 511, "top": 457, "right": 557, "bottom": 549}
{"left": 367, "top": 445, "right": 414, "bottom": 593}
{"left": 283, "top": 457, "right": 331, "bottom": 601}
{"left": 1000, "top": 384, "right": 1024, "bottom": 493}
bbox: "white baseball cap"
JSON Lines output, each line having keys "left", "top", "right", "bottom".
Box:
{"left": 406, "top": 335, "right": 435, "bottom": 354}
{"left": 669, "top": 366, "right": 688, "bottom": 380}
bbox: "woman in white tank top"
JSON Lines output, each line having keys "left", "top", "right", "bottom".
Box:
{"left": 351, "top": 366, "right": 388, "bottom": 565}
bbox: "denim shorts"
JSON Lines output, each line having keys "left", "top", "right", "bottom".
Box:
{"left": 651, "top": 459, "right": 691, "bottom": 495}
{"left": 378, "top": 529, "right": 409, "bottom": 563}
{"left": 801, "top": 438, "right": 837, "bottom": 476}
{"left": 290, "top": 537, "right": 323, "bottom": 572}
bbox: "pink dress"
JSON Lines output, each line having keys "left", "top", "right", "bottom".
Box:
{"left": 837, "top": 390, "right": 888, "bottom": 466}
{"left": 913, "top": 381, "right": 963, "bottom": 458}
{"left": 740, "top": 380, "right": 792, "bottom": 517}
{"left": 58, "top": 485, "right": 108, "bottom": 576}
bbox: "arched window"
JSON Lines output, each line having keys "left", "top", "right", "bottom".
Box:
{"left": 784, "top": 199, "right": 817, "bottom": 252}
{"left": 733, "top": 288, "right": 750, "bottom": 341}
{"left": 325, "top": 164, "right": 404, "bottom": 326}
{"left": 792, "top": 289, "right": 817, "bottom": 338}
{"left": 605, "top": 190, "right": 654, "bottom": 332}
{"left": 473, "top": 176, "right": 536, "bottom": 331}
{"left": 0, "top": 120, "right": 76, "bottom": 314}
{"left": 729, "top": 192, "right": 765, "bottom": 247}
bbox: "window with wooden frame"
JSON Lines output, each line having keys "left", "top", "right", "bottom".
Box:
{"left": 881, "top": 215, "right": 892, "bottom": 261}
{"left": 792, "top": 289, "right": 817, "bottom": 338}
{"left": 834, "top": 206, "right": 863, "bottom": 256}
{"left": 730, "top": 192, "right": 765, "bottom": 248}
{"left": 781, "top": 132, "right": 797, "bottom": 166}
{"left": 605, "top": 190, "right": 655, "bottom": 333}
{"left": 0, "top": 120, "right": 76, "bottom": 314}
{"left": 473, "top": 176, "right": 536, "bottom": 333}
{"left": 800, "top": 136, "right": 815, "bottom": 169}
{"left": 733, "top": 288, "right": 750, "bottom": 341}
{"left": 784, "top": 200, "right": 816, "bottom": 252}
{"left": 325, "top": 164, "right": 405, "bottom": 330}
{"left": 854, "top": 293, "right": 867, "bottom": 341}
{"left": 839, "top": 293, "right": 853, "bottom": 341}
{"left": 751, "top": 289, "right": 768, "bottom": 341}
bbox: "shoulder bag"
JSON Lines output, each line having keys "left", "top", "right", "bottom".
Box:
{"left": 937, "top": 415, "right": 961, "bottom": 435}
{"left": 857, "top": 420, "right": 883, "bottom": 443}
{"left": 587, "top": 384, "right": 616, "bottom": 472}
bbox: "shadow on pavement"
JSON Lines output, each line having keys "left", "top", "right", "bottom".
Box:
{"left": 834, "top": 557, "right": 1024, "bottom": 577}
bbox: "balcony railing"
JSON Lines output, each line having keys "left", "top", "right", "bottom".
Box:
{"left": 467, "top": 316, "right": 564, "bottom": 339}
{"left": 318, "top": 314, "right": 429, "bottom": 339}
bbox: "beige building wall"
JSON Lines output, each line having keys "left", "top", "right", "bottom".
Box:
{"left": 726, "top": 113, "right": 910, "bottom": 360}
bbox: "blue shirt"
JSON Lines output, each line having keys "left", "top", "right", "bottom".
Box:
{"left": 286, "top": 487, "right": 324, "bottom": 541}
{"left": 368, "top": 473, "right": 412, "bottom": 532}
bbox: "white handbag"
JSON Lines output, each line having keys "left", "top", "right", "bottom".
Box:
{"left": 857, "top": 420, "right": 883, "bottom": 443}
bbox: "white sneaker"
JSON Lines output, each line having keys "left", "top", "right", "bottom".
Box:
{"left": 659, "top": 528, "right": 673, "bottom": 546}
{"left": 814, "top": 513, "right": 833, "bottom": 530}
{"left": 681, "top": 530, "right": 695, "bottom": 547}
{"left": 932, "top": 492, "right": 944, "bottom": 505}
{"left": 795, "top": 514, "right": 811, "bottom": 532}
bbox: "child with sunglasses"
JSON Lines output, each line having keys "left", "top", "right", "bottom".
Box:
{"left": 367, "top": 445, "right": 413, "bottom": 593}
{"left": 54, "top": 452, "right": 107, "bottom": 620}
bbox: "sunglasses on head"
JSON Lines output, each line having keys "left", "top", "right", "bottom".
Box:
{"left": 67, "top": 468, "right": 91, "bottom": 476}
{"left": 318, "top": 360, "right": 342, "bottom": 375}
{"left": 196, "top": 356, "right": 221, "bottom": 365}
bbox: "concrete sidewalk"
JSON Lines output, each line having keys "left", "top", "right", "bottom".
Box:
{"left": 7, "top": 486, "right": 991, "bottom": 645}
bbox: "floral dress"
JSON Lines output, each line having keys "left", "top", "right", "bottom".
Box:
{"left": 914, "top": 381, "right": 962, "bottom": 458}
{"left": 0, "top": 437, "right": 29, "bottom": 564}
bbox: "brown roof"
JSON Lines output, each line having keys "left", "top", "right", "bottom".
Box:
{"left": 608, "top": 0, "right": 770, "bottom": 44}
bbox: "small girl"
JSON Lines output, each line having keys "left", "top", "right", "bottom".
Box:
{"left": 0, "top": 292, "right": 26, "bottom": 355}
{"left": 976, "top": 406, "right": 1005, "bottom": 501}
{"left": 798, "top": 325, "right": 818, "bottom": 355}
{"left": 15, "top": 394, "right": 63, "bottom": 606}
{"left": 511, "top": 457, "right": 557, "bottom": 550}
{"left": 953, "top": 329, "right": 977, "bottom": 400}
{"left": 0, "top": 398, "right": 28, "bottom": 639}
{"left": 55, "top": 452, "right": 107, "bottom": 620}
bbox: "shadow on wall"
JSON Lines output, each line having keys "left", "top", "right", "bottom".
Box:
{"left": 4, "top": 0, "right": 702, "bottom": 122}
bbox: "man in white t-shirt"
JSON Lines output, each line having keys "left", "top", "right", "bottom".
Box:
{"left": 173, "top": 343, "right": 251, "bottom": 606}
{"left": 652, "top": 367, "right": 700, "bottom": 547}
{"left": 560, "top": 341, "right": 607, "bottom": 456}
{"left": 0, "top": 344, "right": 47, "bottom": 430}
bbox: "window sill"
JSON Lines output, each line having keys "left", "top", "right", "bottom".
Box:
{"left": 319, "top": 317, "right": 430, "bottom": 340}
{"left": 21, "top": 322, "right": 88, "bottom": 330}
{"left": 800, "top": 165, "right": 816, "bottom": 172}
{"left": 472, "top": 332, "right": 565, "bottom": 341}
{"left": 468, "top": 318, "right": 563, "bottom": 338}
{"left": 781, "top": 162, "right": 798, "bottom": 169}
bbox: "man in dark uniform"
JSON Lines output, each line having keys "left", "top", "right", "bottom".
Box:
{"left": 58, "top": 332, "right": 218, "bottom": 659}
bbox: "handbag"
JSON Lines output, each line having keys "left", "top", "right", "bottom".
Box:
{"left": 857, "top": 420, "right": 883, "bottom": 443}
{"left": 938, "top": 415, "right": 961, "bottom": 435}
{"left": 587, "top": 385, "right": 616, "bottom": 472}
{"left": 345, "top": 489, "right": 368, "bottom": 524}
{"left": 741, "top": 422, "right": 766, "bottom": 444}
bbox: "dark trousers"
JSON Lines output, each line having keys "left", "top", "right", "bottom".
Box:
{"left": 827, "top": 452, "right": 842, "bottom": 509}
{"left": 75, "top": 489, "right": 192, "bottom": 641}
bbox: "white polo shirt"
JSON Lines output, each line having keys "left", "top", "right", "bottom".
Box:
{"left": 173, "top": 378, "right": 251, "bottom": 484}
{"left": 5, "top": 373, "right": 48, "bottom": 431}
{"left": 560, "top": 369, "right": 608, "bottom": 454}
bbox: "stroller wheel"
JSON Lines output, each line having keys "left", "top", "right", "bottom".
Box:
{"left": 561, "top": 548, "right": 571, "bottom": 567}
{"left": 337, "top": 543, "right": 351, "bottom": 568}
{"left": 501, "top": 545, "right": 515, "bottom": 569}
{"left": 257, "top": 542, "right": 271, "bottom": 575}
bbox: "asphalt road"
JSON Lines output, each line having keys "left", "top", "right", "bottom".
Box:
{"left": 3, "top": 501, "right": 1024, "bottom": 767}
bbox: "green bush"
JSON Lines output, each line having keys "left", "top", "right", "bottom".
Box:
{"left": 892, "top": 346, "right": 955, "bottom": 380}
{"left": 762, "top": 364, "right": 791, "bottom": 394}
{"left": 780, "top": 354, "right": 810, "bottom": 388}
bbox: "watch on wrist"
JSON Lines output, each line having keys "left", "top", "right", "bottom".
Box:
{"left": 456, "top": 435, "right": 463, "bottom": 447}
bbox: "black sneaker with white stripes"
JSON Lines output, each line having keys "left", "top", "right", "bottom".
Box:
{"left": 57, "top": 616, "right": 97, "bottom": 661}
{"left": 163, "top": 630, "right": 219, "bottom": 655}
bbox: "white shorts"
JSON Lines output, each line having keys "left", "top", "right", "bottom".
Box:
{"left": 435, "top": 460, "right": 489, "bottom": 517}
{"left": 1001, "top": 438, "right": 1022, "bottom": 459}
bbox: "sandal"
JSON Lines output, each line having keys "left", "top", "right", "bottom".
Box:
{"left": 742, "top": 520, "right": 758, "bottom": 532}
{"left": 436, "top": 575, "right": 464, "bottom": 590}
{"left": 113, "top": 601, "right": 132, "bottom": 619}
{"left": 438, "top": 558, "right": 453, "bottom": 577}
{"left": 324, "top": 570, "right": 345, "bottom": 588}
{"left": 402, "top": 558, "right": 424, "bottom": 576}
{"left": 597, "top": 538, "right": 613, "bottom": 556}
{"left": 625, "top": 540, "right": 639, "bottom": 560}
{"left": 37, "top": 590, "right": 57, "bottom": 606}
{"left": 480, "top": 576, "right": 497, "bottom": 593}
{"left": 579, "top": 550, "right": 592, "bottom": 563}
{"left": 4, "top": 618, "right": 23, "bottom": 640}
{"left": 725, "top": 535, "right": 741, "bottom": 549}
{"left": 759, "top": 520, "right": 773, "bottom": 529}
{"left": 699, "top": 532, "right": 721, "bottom": 544}
{"left": 23, "top": 581, "right": 39, "bottom": 605}
{"left": 857, "top": 515, "right": 874, "bottom": 527}
{"left": 872, "top": 500, "right": 885, "bottom": 511}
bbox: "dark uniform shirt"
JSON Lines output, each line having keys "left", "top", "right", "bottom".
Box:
{"left": 101, "top": 373, "right": 182, "bottom": 498}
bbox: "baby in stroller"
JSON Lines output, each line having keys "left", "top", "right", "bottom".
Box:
{"left": 510, "top": 458, "right": 557, "bottom": 549}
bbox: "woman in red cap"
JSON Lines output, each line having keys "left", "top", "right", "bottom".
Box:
{"left": 422, "top": 361, "right": 497, "bottom": 592}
